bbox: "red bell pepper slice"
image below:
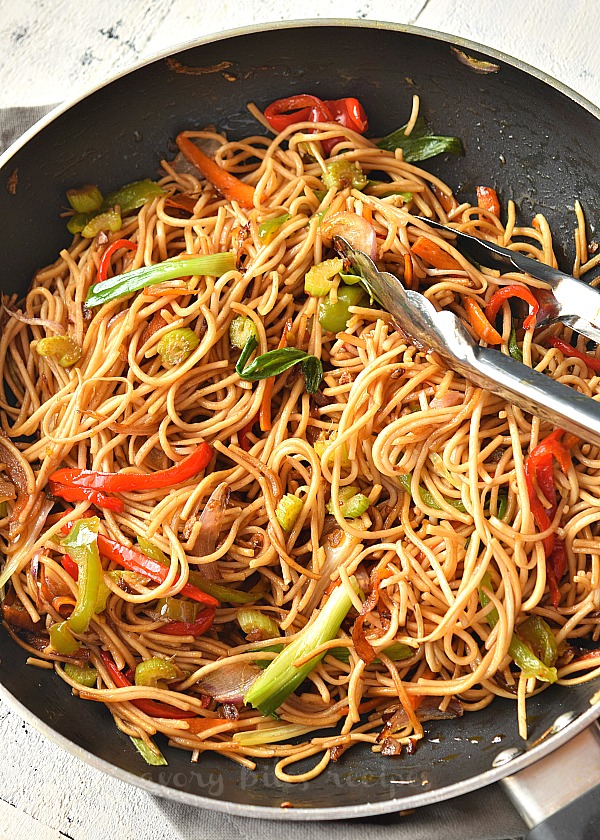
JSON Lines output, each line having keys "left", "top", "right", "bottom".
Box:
{"left": 238, "top": 415, "right": 256, "bottom": 452}
{"left": 96, "top": 535, "right": 219, "bottom": 607}
{"left": 485, "top": 285, "right": 540, "bottom": 330}
{"left": 49, "top": 480, "right": 124, "bottom": 513}
{"left": 523, "top": 430, "right": 571, "bottom": 606}
{"left": 59, "top": 516, "right": 219, "bottom": 607}
{"left": 476, "top": 185, "right": 501, "bottom": 216}
{"left": 324, "top": 98, "right": 368, "bottom": 135}
{"left": 62, "top": 555, "right": 79, "bottom": 581}
{"left": 99, "top": 651, "right": 197, "bottom": 719}
{"left": 548, "top": 336, "right": 600, "bottom": 374}
{"left": 263, "top": 95, "right": 334, "bottom": 131}
{"left": 97, "top": 239, "right": 137, "bottom": 283}
{"left": 263, "top": 94, "right": 368, "bottom": 155}
{"left": 158, "top": 607, "right": 216, "bottom": 637}
{"left": 49, "top": 441, "right": 212, "bottom": 493}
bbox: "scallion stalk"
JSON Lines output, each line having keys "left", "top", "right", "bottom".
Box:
{"left": 244, "top": 578, "right": 358, "bottom": 715}
{"left": 85, "top": 252, "right": 236, "bottom": 307}
{"left": 130, "top": 736, "right": 168, "bottom": 766}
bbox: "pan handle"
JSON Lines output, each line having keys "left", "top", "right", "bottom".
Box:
{"left": 501, "top": 722, "right": 600, "bottom": 840}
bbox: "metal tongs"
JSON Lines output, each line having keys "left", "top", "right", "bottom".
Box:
{"left": 333, "top": 226, "right": 600, "bottom": 448}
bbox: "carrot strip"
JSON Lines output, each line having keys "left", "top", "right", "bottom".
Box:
{"left": 411, "top": 236, "right": 462, "bottom": 271}
{"left": 476, "top": 185, "right": 500, "bottom": 216}
{"left": 259, "top": 318, "right": 293, "bottom": 432}
{"left": 362, "top": 205, "right": 373, "bottom": 224}
{"left": 430, "top": 183, "right": 458, "bottom": 214}
{"left": 463, "top": 297, "right": 502, "bottom": 344}
{"left": 176, "top": 133, "right": 255, "bottom": 209}
{"left": 403, "top": 253, "right": 413, "bottom": 286}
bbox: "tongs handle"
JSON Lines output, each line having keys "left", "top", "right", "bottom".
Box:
{"left": 463, "top": 344, "right": 600, "bottom": 446}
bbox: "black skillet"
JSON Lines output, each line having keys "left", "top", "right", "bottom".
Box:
{"left": 1, "top": 20, "right": 600, "bottom": 839}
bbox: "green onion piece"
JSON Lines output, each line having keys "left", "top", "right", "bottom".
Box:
{"left": 516, "top": 615, "right": 558, "bottom": 668}
{"left": 66, "top": 185, "right": 103, "bottom": 214}
{"left": 81, "top": 209, "right": 122, "bottom": 239}
{"left": 328, "top": 641, "right": 414, "bottom": 664}
{"left": 85, "top": 252, "right": 236, "bottom": 307}
{"left": 508, "top": 326, "right": 523, "bottom": 362}
{"left": 104, "top": 179, "right": 165, "bottom": 214}
{"left": 323, "top": 160, "right": 367, "bottom": 191}
{"left": 62, "top": 517, "right": 102, "bottom": 635}
{"left": 63, "top": 662, "right": 98, "bottom": 687}
{"left": 377, "top": 116, "right": 464, "bottom": 163}
{"left": 253, "top": 643, "right": 285, "bottom": 668}
{"left": 244, "top": 577, "right": 359, "bottom": 715}
{"left": 318, "top": 284, "right": 367, "bottom": 333}
{"left": 130, "top": 736, "right": 168, "bottom": 766}
{"left": 36, "top": 335, "right": 81, "bottom": 367}
{"left": 233, "top": 723, "right": 316, "bottom": 746}
{"left": 496, "top": 490, "right": 509, "bottom": 521}
{"left": 305, "top": 258, "right": 343, "bottom": 297}
{"left": 136, "top": 536, "right": 256, "bottom": 603}
{"left": 258, "top": 213, "right": 290, "bottom": 245}
{"left": 235, "top": 335, "right": 322, "bottom": 395}
{"left": 50, "top": 621, "right": 81, "bottom": 654}
{"left": 156, "top": 597, "right": 199, "bottom": 624}
{"left": 275, "top": 493, "right": 304, "bottom": 532}
{"left": 157, "top": 327, "right": 199, "bottom": 365}
{"left": 478, "top": 573, "right": 557, "bottom": 682}
{"left": 238, "top": 608, "right": 280, "bottom": 640}
{"left": 229, "top": 315, "right": 258, "bottom": 350}
{"left": 313, "top": 189, "right": 328, "bottom": 202}
{"left": 134, "top": 657, "right": 179, "bottom": 687}
{"left": 342, "top": 493, "right": 370, "bottom": 519}
{"left": 398, "top": 472, "right": 467, "bottom": 513}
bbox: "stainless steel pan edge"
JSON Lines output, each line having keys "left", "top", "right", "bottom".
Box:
{"left": 1, "top": 679, "right": 599, "bottom": 821}
{"left": 1, "top": 19, "right": 600, "bottom": 828}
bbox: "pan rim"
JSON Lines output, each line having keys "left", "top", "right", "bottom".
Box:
{"left": 0, "top": 17, "right": 598, "bottom": 172}
{"left": 1, "top": 677, "right": 599, "bottom": 820}
{"left": 1, "top": 16, "right": 600, "bottom": 820}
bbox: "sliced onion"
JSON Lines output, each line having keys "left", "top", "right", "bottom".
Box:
{"left": 2, "top": 304, "right": 66, "bottom": 335}
{"left": 0, "top": 476, "right": 16, "bottom": 504}
{"left": 380, "top": 696, "right": 463, "bottom": 737}
{"left": 189, "top": 481, "right": 230, "bottom": 580}
{"left": 430, "top": 390, "right": 463, "bottom": 409}
{"left": 0, "top": 437, "right": 35, "bottom": 495}
{"left": 321, "top": 211, "right": 377, "bottom": 260}
{"left": 196, "top": 661, "right": 262, "bottom": 705}
{"left": 352, "top": 567, "right": 387, "bottom": 665}
{"left": 303, "top": 525, "right": 362, "bottom": 615}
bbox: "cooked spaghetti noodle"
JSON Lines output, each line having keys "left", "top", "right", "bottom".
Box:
{"left": 1, "top": 97, "right": 600, "bottom": 781}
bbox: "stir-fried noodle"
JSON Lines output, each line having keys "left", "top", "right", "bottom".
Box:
{"left": 2, "top": 97, "right": 600, "bottom": 780}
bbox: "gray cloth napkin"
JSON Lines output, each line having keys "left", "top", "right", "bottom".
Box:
{"left": 0, "top": 106, "right": 527, "bottom": 840}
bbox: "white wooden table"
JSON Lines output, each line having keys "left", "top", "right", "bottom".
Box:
{"left": 1, "top": 2, "right": 599, "bottom": 838}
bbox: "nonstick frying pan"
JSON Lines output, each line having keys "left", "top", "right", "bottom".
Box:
{"left": 1, "top": 20, "right": 600, "bottom": 838}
